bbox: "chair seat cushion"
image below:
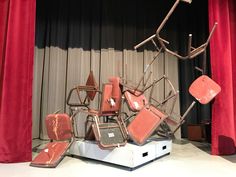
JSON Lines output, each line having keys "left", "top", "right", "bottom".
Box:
{"left": 30, "top": 142, "right": 70, "bottom": 168}
{"left": 189, "top": 75, "right": 221, "bottom": 104}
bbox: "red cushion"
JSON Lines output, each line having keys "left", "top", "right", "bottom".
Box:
{"left": 108, "top": 77, "right": 121, "bottom": 99}
{"left": 30, "top": 142, "right": 69, "bottom": 167}
{"left": 189, "top": 75, "right": 221, "bottom": 104}
{"left": 128, "top": 105, "right": 167, "bottom": 145}
{"left": 46, "top": 114, "right": 72, "bottom": 141}
{"left": 100, "top": 84, "right": 121, "bottom": 115}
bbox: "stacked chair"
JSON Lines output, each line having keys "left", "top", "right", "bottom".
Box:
{"left": 122, "top": 73, "right": 221, "bottom": 144}
{"left": 30, "top": 71, "right": 221, "bottom": 168}
{"left": 66, "top": 71, "right": 99, "bottom": 115}
{"left": 122, "top": 75, "right": 179, "bottom": 143}
{"left": 84, "top": 77, "right": 128, "bottom": 149}
{"left": 67, "top": 73, "right": 128, "bottom": 149}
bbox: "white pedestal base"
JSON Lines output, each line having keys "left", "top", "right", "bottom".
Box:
{"left": 70, "top": 138, "right": 172, "bottom": 169}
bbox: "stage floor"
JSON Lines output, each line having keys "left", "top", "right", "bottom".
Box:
{"left": 1, "top": 139, "right": 236, "bottom": 177}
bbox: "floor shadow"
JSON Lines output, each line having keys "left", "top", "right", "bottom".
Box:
{"left": 172, "top": 138, "right": 212, "bottom": 154}
{"left": 172, "top": 138, "right": 190, "bottom": 145}
{"left": 221, "top": 155, "right": 236, "bottom": 163}
{"left": 190, "top": 140, "right": 211, "bottom": 155}
{"left": 189, "top": 139, "right": 236, "bottom": 163}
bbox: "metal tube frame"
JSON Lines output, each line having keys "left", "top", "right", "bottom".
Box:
{"left": 134, "top": 0, "right": 217, "bottom": 61}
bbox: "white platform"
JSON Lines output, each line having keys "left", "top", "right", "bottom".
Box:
{"left": 69, "top": 138, "right": 172, "bottom": 169}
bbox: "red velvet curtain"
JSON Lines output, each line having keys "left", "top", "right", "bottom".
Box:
{"left": 0, "top": 0, "right": 36, "bottom": 162}
{"left": 209, "top": 0, "right": 236, "bottom": 155}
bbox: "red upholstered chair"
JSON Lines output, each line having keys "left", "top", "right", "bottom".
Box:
{"left": 123, "top": 75, "right": 178, "bottom": 140}
{"left": 84, "top": 77, "right": 128, "bottom": 149}
{"left": 30, "top": 114, "right": 73, "bottom": 168}
{"left": 66, "top": 71, "right": 99, "bottom": 115}
{"left": 160, "top": 75, "right": 221, "bottom": 137}
{"left": 127, "top": 104, "right": 168, "bottom": 145}
{"left": 127, "top": 74, "right": 221, "bottom": 142}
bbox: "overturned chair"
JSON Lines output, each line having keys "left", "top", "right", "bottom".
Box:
{"left": 125, "top": 75, "right": 178, "bottom": 145}
{"left": 126, "top": 74, "right": 221, "bottom": 144}
{"left": 67, "top": 71, "right": 99, "bottom": 115}
{"left": 30, "top": 113, "right": 75, "bottom": 168}
{"left": 84, "top": 77, "right": 128, "bottom": 149}
{"left": 127, "top": 104, "right": 168, "bottom": 145}
{"left": 157, "top": 74, "right": 221, "bottom": 138}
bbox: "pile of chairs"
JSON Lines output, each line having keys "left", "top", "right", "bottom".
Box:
{"left": 30, "top": 70, "right": 220, "bottom": 168}
{"left": 30, "top": 0, "right": 221, "bottom": 168}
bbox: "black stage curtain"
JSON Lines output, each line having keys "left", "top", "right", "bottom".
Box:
{"left": 175, "top": 0, "right": 210, "bottom": 138}
{"left": 36, "top": 0, "right": 182, "bottom": 50}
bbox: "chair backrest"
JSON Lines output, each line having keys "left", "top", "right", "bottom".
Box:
{"left": 99, "top": 83, "right": 121, "bottom": 115}
{"left": 124, "top": 90, "right": 148, "bottom": 112}
{"left": 86, "top": 71, "right": 98, "bottom": 101}
{"left": 189, "top": 75, "right": 221, "bottom": 104}
{"left": 108, "top": 77, "right": 121, "bottom": 100}
{"left": 45, "top": 114, "right": 72, "bottom": 141}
